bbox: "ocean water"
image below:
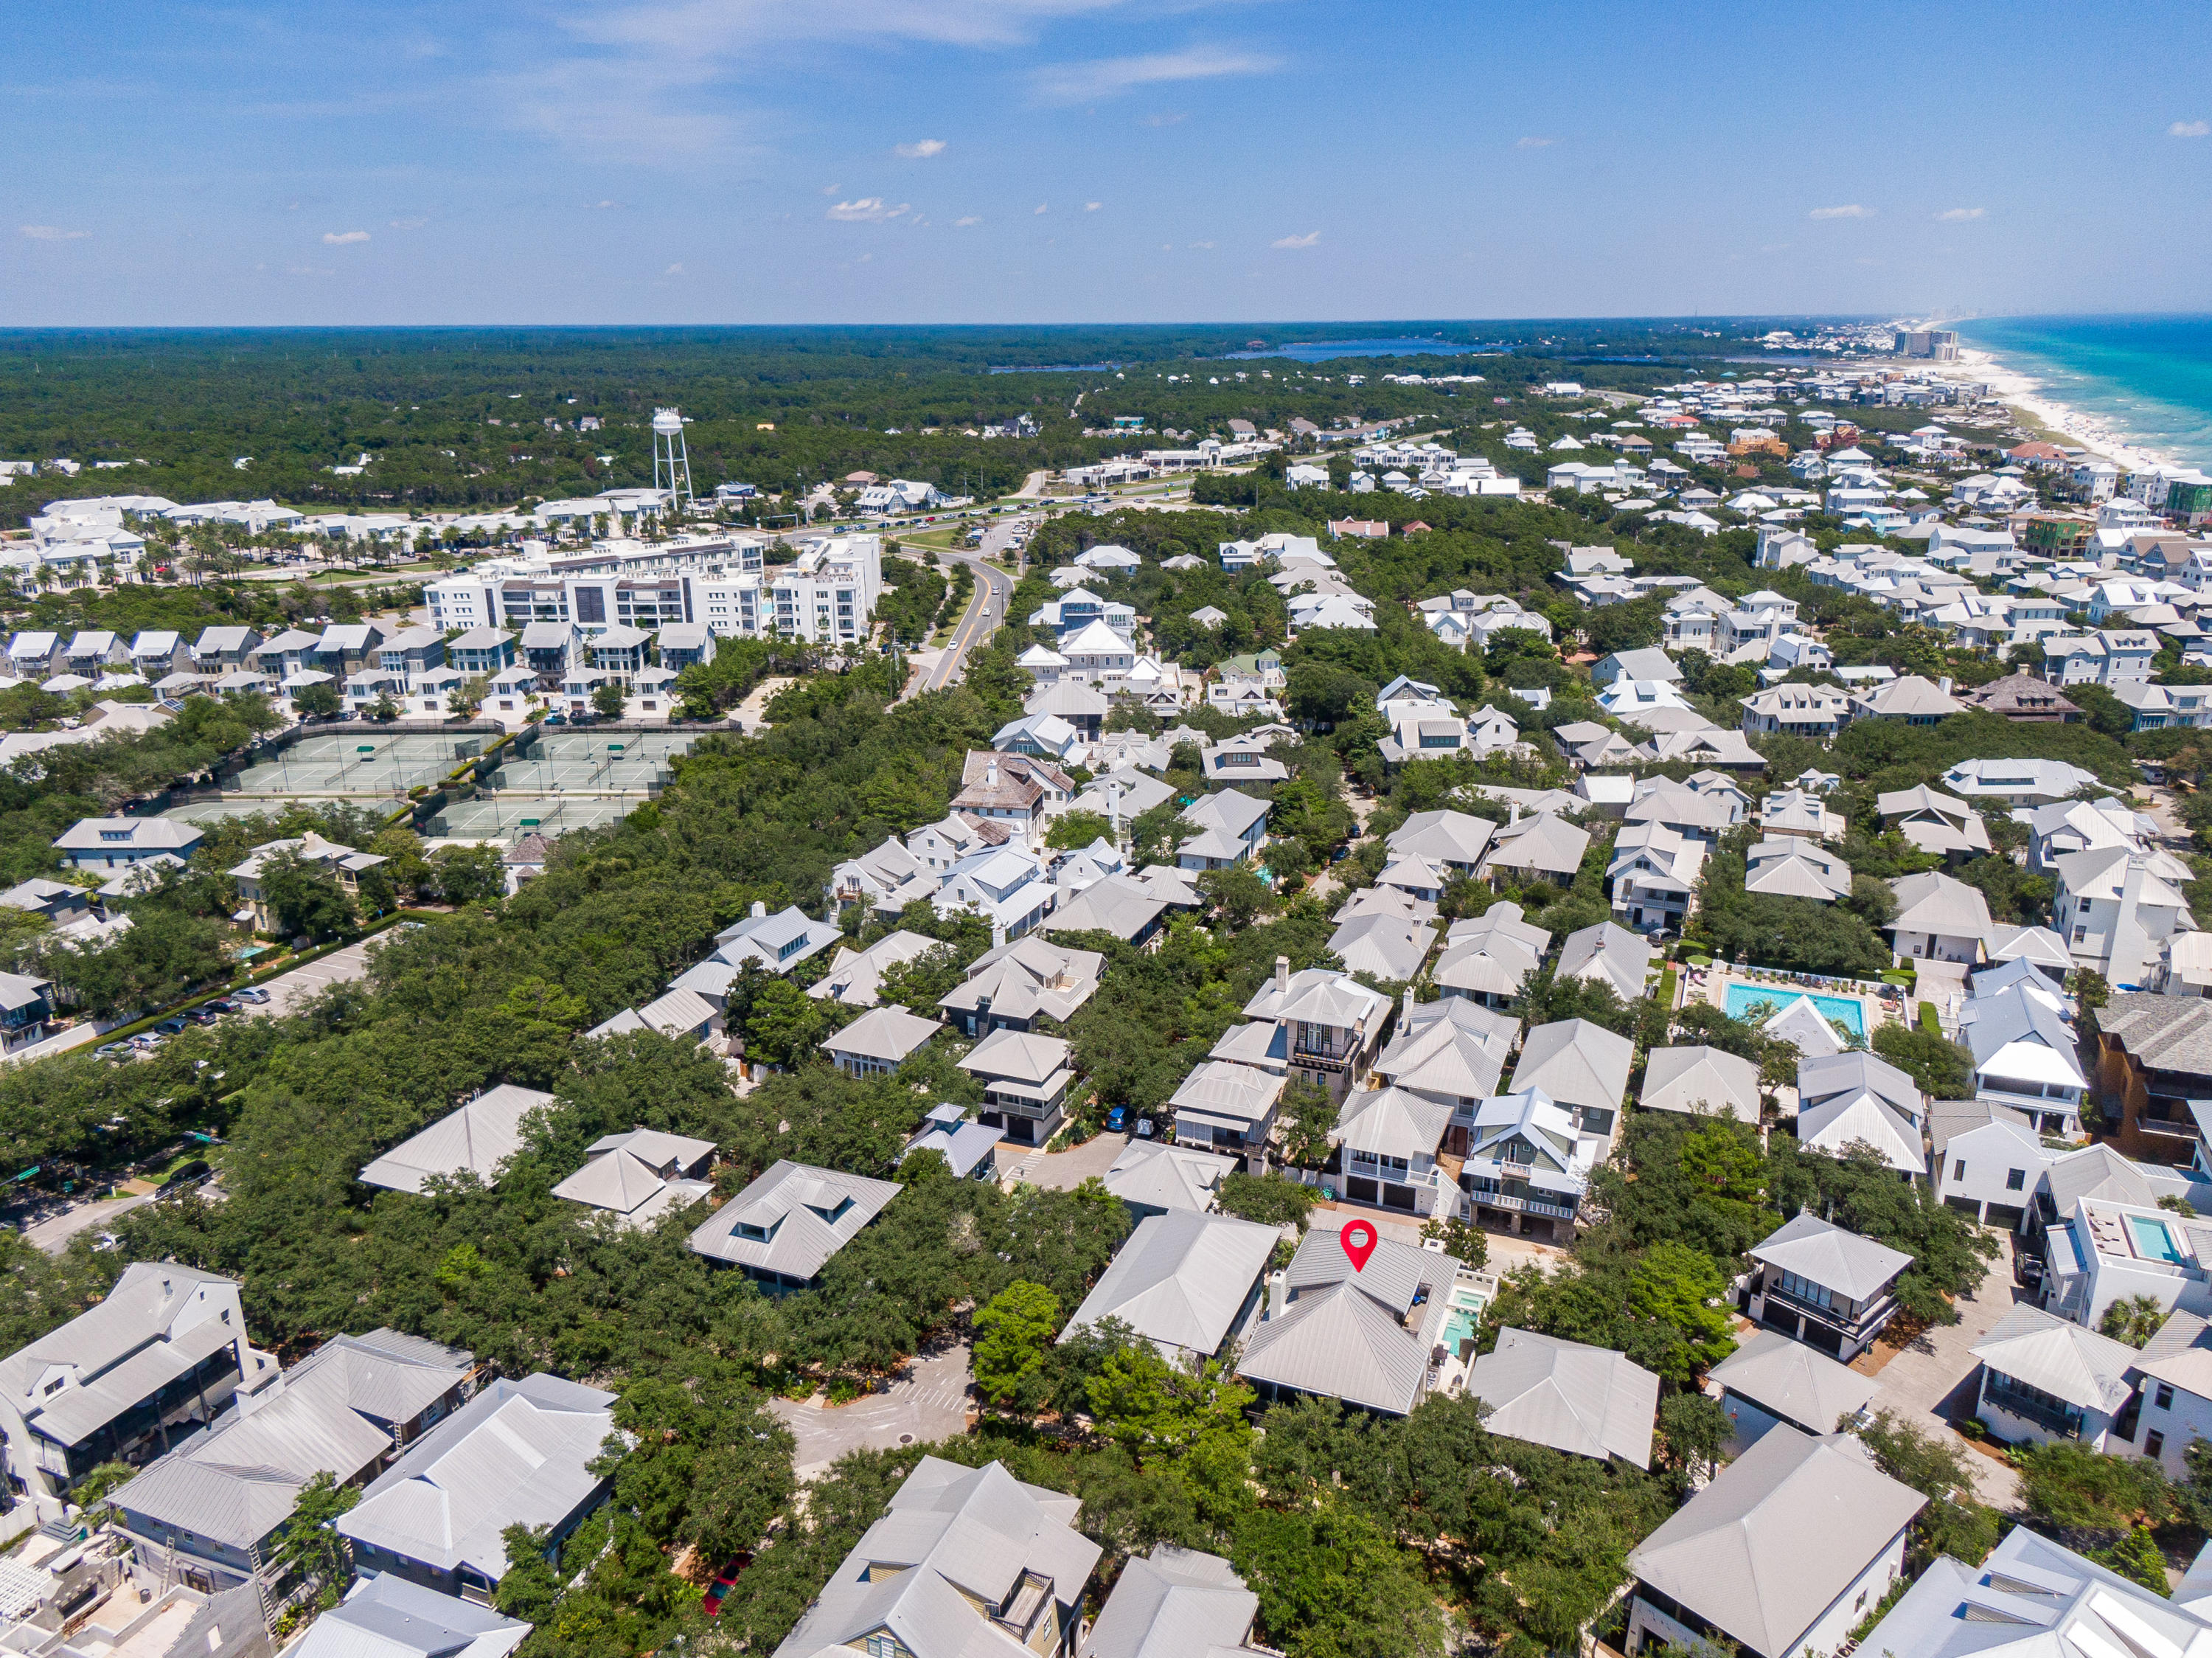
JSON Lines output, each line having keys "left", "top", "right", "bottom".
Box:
{"left": 1952, "top": 313, "right": 2212, "bottom": 470}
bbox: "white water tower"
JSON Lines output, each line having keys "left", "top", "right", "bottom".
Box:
{"left": 651, "top": 407, "right": 695, "bottom": 510}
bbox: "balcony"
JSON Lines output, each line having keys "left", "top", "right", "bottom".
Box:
{"left": 1760, "top": 1280, "right": 1894, "bottom": 1339}
{"left": 1983, "top": 1378, "right": 2084, "bottom": 1439}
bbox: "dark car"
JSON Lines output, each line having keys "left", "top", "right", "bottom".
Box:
{"left": 159, "top": 1159, "right": 209, "bottom": 1190}
{"left": 543, "top": 712, "right": 568, "bottom": 726}
{"left": 154, "top": 1017, "right": 189, "bottom": 1036}
{"left": 201, "top": 999, "right": 237, "bottom": 1016}
{"left": 182, "top": 1007, "right": 220, "bottom": 1026}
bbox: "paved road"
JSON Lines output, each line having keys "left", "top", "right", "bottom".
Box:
{"left": 21, "top": 1191, "right": 153, "bottom": 1255}
{"left": 770, "top": 1336, "right": 974, "bottom": 1480}
{"left": 913, "top": 544, "right": 1015, "bottom": 695}
{"left": 254, "top": 934, "right": 388, "bottom": 1018}
{"left": 997, "top": 1131, "right": 1128, "bottom": 1188}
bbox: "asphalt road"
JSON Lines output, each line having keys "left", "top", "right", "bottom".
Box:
{"left": 915, "top": 541, "right": 1016, "bottom": 694}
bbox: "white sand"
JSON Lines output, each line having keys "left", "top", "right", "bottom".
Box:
{"left": 1930, "top": 347, "right": 2174, "bottom": 474}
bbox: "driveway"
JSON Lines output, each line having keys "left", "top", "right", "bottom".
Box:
{"left": 770, "top": 1335, "right": 973, "bottom": 1480}
{"left": 1857, "top": 1229, "right": 2025, "bottom": 1508}
{"left": 254, "top": 936, "right": 386, "bottom": 1018}
{"left": 999, "top": 1131, "right": 1127, "bottom": 1190}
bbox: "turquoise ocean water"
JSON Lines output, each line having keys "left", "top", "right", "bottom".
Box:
{"left": 1952, "top": 314, "right": 2212, "bottom": 470}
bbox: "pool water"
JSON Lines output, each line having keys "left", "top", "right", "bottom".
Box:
{"left": 1441, "top": 1286, "right": 1486, "bottom": 1355}
{"left": 2130, "top": 1214, "right": 2185, "bottom": 1263}
{"left": 1725, "top": 983, "right": 1866, "bottom": 1036}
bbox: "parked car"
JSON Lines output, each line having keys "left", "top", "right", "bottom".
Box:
{"left": 702, "top": 1555, "right": 753, "bottom": 1617}
{"left": 1105, "top": 1106, "right": 1126, "bottom": 1133}
{"left": 130, "top": 1033, "right": 163, "bottom": 1052}
{"left": 93, "top": 1043, "right": 131, "bottom": 1061}
{"left": 1135, "top": 1117, "right": 1155, "bottom": 1139}
{"left": 154, "top": 1017, "right": 188, "bottom": 1036}
{"left": 234, "top": 987, "right": 271, "bottom": 1005}
{"left": 182, "top": 1007, "right": 219, "bottom": 1027}
{"left": 201, "top": 998, "right": 237, "bottom": 1016}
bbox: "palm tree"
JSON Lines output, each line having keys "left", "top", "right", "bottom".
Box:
{"left": 2100, "top": 1293, "right": 2166, "bottom": 1347}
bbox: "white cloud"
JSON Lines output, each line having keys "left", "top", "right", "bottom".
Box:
{"left": 323, "top": 229, "right": 371, "bottom": 244}
{"left": 894, "top": 138, "right": 946, "bottom": 158}
{"left": 1270, "top": 230, "right": 1320, "bottom": 249}
{"left": 953, "top": 215, "right": 982, "bottom": 226}
{"left": 821, "top": 183, "right": 841, "bottom": 195}
{"left": 1513, "top": 136, "right": 1554, "bottom": 149}
{"left": 827, "top": 197, "right": 908, "bottom": 221}
{"left": 1084, "top": 201, "right": 1101, "bottom": 212}
{"left": 19, "top": 224, "right": 89, "bottom": 241}
{"left": 388, "top": 216, "right": 428, "bottom": 229}
{"left": 1030, "top": 45, "right": 1279, "bottom": 105}
{"left": 1808, "top": 204, "right": 1872, "bottom": 220}
{"left": 1034, "top": 202, "right": 1048, "bottom": 214}
{"left": 591, "top": 199, "right": 627, "bottom": 209}
{"left": 664, "top": 261, "right": 685, "bottom": 274}
{"left": 1189, "top": 240, "right": 1214, "bottom": 249}
{"left": 1935, "top": 207, "right": 1986, "bottom": 221}
{"left": 2171, "top": 119, "right": 2210, "bottom": 138}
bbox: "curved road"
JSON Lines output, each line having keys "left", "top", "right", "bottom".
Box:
{"left": 915, "top": 541, "right": 1017, "bottom": 694}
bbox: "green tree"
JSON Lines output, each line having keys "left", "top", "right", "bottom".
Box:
{"left": 254, "top": 850, "right": 355, "bottom": 940}
{"left": 2100, "top": 1294, "right": 2166, "bottom": 1347}
{"left": 745, "top": 979, "right": 830, "bottom": 1067}
{"left": 1217, "top": 1173, "right": 1319, "bottom": 1228}
{"left": 1046, "top": 809, "right": 1118, "bottom": 850}
{"left": 293, "top": 681, "right": 342, "bottom": 719}
{"left": 1626, "top": 1242, "right": 1739, "bottom": 1383}
{"left": 972, "top": 1280, "right": 1062, "bottom": 1412}
{"left": 2096, "top": 1525, "right": 2171, "bottom": 1594}
{"left": 1197, "top": 863, "right": 1273, "bottom": 928}
{"left": 1871, "top": 1024, "right": 1973, "bottom": 1100}
{"left": 1275, "top": 1078, "right": 1336, "bottom": 1168}
{"left": 429, "top": 842, "right": 507, "bottom": 906}
{"left": 274, "top": 1470, "right": 359, "bottom": 1608}
{"left": 1231, "top": 1501, "right": 1453, "bottom": 1658}
{"left": 591, "top": 680, "right": 630, "bottom": 719}
{"left": 1855, "top": 1410, "right": 2003, "bottom": 1568}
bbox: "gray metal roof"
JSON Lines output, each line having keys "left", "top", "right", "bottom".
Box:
{"left": 359, "top": 1085, "right": 558, "bottom": 1195}
{"left": 2130, "top": 1308, "right": 2212, "bottom": 1403}
{"left": 824, "top": 1005, "right": 944, "bottom": 1064}
{"left": 1704, "top": 1329, "right": 1877, "bottom": 1437}
{"left": 772, "top": 1457, "right": 1100, "bottom": 1658}
{"left": 1237, "top": 1280, "right": 1431, "bottom": 1418}
{"left": 1326, "top": 912, "right": 1434, "bottom": 983}
{"left": 1973, "top": 1303, "right": 2137, "bottom": 1415}
{"left": 1640, "top": 1045, "right": 1761, "bottom": 1118}
{"left": 1627, "top": 1426, "right": 1924, "bottom": 1658}
{"left": 1, "top": 1262, "right": 246, "bottom": 1449}
{"left": 1748, "top": 1211, "right": 1912, "bottom": 1302}
{"left": 338, "top": 1375, "right": 619, "bottom": 1582}
{"left": 1060, "top": 1212, "right": 1277, "bottom": 1360}
{"left": 1469, "top": 1328, "right": 1658, "bottom": 1467}
{"left": 1385, "top": 810, "right": 1497, "bottom": 869}
{"left": 1509, "top": 1019, "right": 1633, "bottom": 1116}
{"left": 686, "top": 1159, "right": 901, "bottom": 1280}
{"left": 1078, "top": 1547, "right": 1261, "bottom": 1658}
{"left": 1855, "top": 1525, "right": 2212, "bottom": 1658}
{"left": 1101, "top": 1140, "right": 1237, "bottom": 1215}
{"left": 296, "top": 1572, "right": 532, "bottom": 1658}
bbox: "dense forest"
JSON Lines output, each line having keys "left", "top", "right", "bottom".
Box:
{"left": 0, "top": 321, "right": 1762, "bottom": 527}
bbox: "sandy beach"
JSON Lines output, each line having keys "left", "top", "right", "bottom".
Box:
{"left": 1936, "top": 345, "right": 2174, "bottom": 474}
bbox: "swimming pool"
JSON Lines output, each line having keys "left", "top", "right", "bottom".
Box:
{"left": 2130, "top": 1213, "right": 2186, "bottom": 1264}
{"left": 1440, "top": 1285, "right": 1486, "bottom": 1356}
{"left": 1724, "top": 983, "right": 1865, "bottom": 1037}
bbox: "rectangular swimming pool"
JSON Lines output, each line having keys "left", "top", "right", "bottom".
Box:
{"left": 1440, "top": 1285, "right": 1486, "bottom": 1356}
{"left": 1724, "top": 983, "right": 1866, "bottom": 1037}
{"left": 2129, "top": 1213, "right": 2185, "bottom": 1264}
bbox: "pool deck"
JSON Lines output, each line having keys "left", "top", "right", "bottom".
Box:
{"left": 1684, "top": 966, "right": 1907, "bottom": 1040}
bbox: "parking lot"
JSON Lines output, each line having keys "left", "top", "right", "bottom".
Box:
{"left": 253, "top": 934, "right": 389, "bottom": 1016}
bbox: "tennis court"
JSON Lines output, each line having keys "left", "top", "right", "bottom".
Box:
{"left": 167, "top": 796, "right": 407, "bottom": 827}
{"left": 425, "top": 795, "right": 638, "bottom": 838}
{"left": 229, "top": 733, "right": 481, "bottom": 799}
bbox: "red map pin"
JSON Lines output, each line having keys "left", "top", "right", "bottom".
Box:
{"left": 1340, "top": 1220, "right": 1377, "bottom": 1272}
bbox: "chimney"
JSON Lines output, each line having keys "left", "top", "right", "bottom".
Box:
{"left": 992, "top": 922, "right": 1006, "bottom": 949}
{"left": 751, "top": 900, "right": 766, "bottom": 918}
{"left": 985, "top": 757, "right": 998, "bottom": 788}
{"left": 1938, "top": 675, "right": 1953, "bottom": 695}
{"left": 1276, "top": 955, "right": 1290, "bottom": 996}
{"left": 1510, "top": 802, "right": 1522, "bottom": 825}
{"left": 1402, "top": 988, "right": 1414, "bottom": 1024}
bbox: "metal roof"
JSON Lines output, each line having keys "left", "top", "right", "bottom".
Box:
{"left": 1748, "top": 1211, "right": 1913, "bottom": 1301}
{"left": 359, "top": 1085, "right": 559, "bottom": 1196}
{"left": 1060, "top": 1212, "right": 1277, "bottom": 1360}
{"left": 1639, "top": 1045, "right": 1761, "bottom": 1118}
{"left": 825, "top": 1005, "right": 944, "bottom": 1064}
{"left": 1509, "top": 1019, "right": 1634, "bottom": 1116}
{"left": 1705, "top": 1329, "right": 1877, "bottom": 1437}
{"left": 1077, "top": 1547, "right": 1260, "bottom": 1658}
{"left": 1469, "top": 1328, "right": 1659, "bottom": 1467}
{"left": 1237, "top": 1280, "right": 1430, "bottom": 1418}
{"left": 1974, "top": 1303, "right": 2138, "bottom": 1415}
{"left": 1102, "top": 1140, "right": 1237, "bottom": 1215}
{"left": 338, "top": 1376, "right": 620, "bottom": 1582}
{"left": 296, "top": 1572, "right": 532, "bottom": 1658}
{"left": 1627, "top": 1426, "right": 1924, "bottom": 1658}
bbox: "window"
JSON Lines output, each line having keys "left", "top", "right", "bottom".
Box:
{"left": 2006, "top": 1168, "right": 2025, "bottom": 1191}
{"left": 2157, "top": 1383, "right": 2175, "bottom": 1411}
{"left": 2148, "top": 1429, "right": 2167, "bottom": 1459}
{"left": 1952, "top": 1159, "right": 1966, "bottom": 1181}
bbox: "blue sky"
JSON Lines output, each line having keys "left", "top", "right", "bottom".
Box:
{"left": 7, "top": 0, "right": 2212, "bottom": 326}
